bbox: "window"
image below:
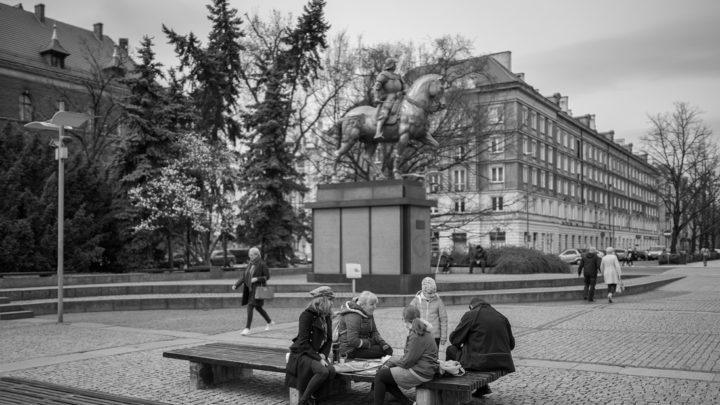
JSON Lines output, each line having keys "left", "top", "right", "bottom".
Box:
{"left": 490, "top": 166, "right": 504, "bottom": 183}
{"left": 522, "top": 106, "right": 529, "bottom": 127}
{"left": 454, "top": 145, "right": 465, "bottom": 161}
{"left": 548, "top": 147, "right": 554, "bottom": 164}
{"left": 453, "top": 168, "right": 466, "bottom": 191}
{"left": 549, "top": 173, "right": 554, "bottom": 190}
{"left": 427, "top": 173, "right": 440, "bottom": 193}
{"left": 19, "top": 92, "right": 33, "bottom": 121}
{"left": 539, "top": 144, "right": 546, "bottom": 162}
{"left": 540, "top": 171, "right": 546, "bottom": 188}
{"left": 490, "top": 135, "right": 504, "bottom": 153}
{"left": 530, "top": 111, "right": 537, "bottom": 130}
{"left": 453, "top": 198, "right": 466, "bottom": 213}
{"left": 531, "top": 168, "right": 537, "bottom": 186}
{"left": 488, "top": 104, "right": 504, "bottom": 124}
{"left": 492, "top": 196, "right": 504, "bottom": 211}
{"left": 523, "top": 165, "right": 528, "bottom": 183}
{"left": 489, "top": 230, "right": 506, "bottom": 247}
{"left": 539, "top": 116, "right": 546, "bottom": 134}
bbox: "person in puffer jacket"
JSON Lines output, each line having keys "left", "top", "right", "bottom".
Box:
{"left": 336, "top": 291, "right": 393, "bottom": 359}
{"left": 409, "top": 277, "right": 448, "bottom": 348}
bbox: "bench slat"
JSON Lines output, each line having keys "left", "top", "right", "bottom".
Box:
{"left": 0, "top": 377, "right": 169, "bottom": 405}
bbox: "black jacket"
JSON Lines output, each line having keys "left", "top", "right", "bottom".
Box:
{"left": 578, "top": 252, "right": 601, "bottom": 277}
{"left": 448, "top": 301, "right": 515, "bottom": 373}
{"left": 233, "top": 257, "right": 270, "bottom": 306}
{"left": 286, "top": 308, "right": 334, "bottom": 390}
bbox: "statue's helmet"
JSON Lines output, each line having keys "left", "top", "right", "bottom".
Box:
{"left": 383, "top": 57, "right": 397, "bottom": 70}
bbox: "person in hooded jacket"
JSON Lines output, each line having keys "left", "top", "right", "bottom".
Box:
{"left": 336, "top": 290, "right": 393, "bottom": 359}
{"left": 409, "top": 277, "right": 448, "bottom": 348}
{"left": 373, "top": 305, "right": 438, "bottom": 405}
{"left": 577, "top": 247, "right": 602, "bottom": 302}
{"left": 286, "top": 286, "right": 336, "bottom": 405}
{"left": 446, "top": 297, "right": 515, "bottom": 397}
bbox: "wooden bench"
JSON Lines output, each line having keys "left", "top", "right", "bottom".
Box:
{"left": 163, "top": 343, "right": 505, "bottom": 405}
{"left": 0, "top": 376, "right": 169, "bottom": 405}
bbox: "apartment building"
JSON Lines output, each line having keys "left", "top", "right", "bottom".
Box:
{"left": 428, "top": 52, "right": 662, "bottom": 254}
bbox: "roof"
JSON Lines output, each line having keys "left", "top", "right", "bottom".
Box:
{"left": 0, "top": 2, "right": 134, "bottom": 76}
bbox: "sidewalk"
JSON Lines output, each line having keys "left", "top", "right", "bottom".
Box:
{"left": 1, "top": 263, "right": 719, "bottom": 404}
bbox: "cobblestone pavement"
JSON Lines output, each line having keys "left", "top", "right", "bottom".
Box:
{"left": 2, "top": 263, "right": 719, "bottom": 404}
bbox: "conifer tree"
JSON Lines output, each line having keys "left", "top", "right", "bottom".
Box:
{"left": 239, "top": 0, "right": 329, "bottom": 265}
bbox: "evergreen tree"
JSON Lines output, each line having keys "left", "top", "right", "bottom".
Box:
{"left": 239, "top": 0, "right": 329, "bottom": 266}
{"left": 162, "top": 0, "right": 244, "bottom": 144}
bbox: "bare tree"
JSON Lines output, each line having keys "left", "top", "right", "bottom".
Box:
{"left": 642, "top": 102, "right": 720, "bottom": 253}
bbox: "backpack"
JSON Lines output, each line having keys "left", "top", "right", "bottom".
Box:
{"left": 438, "top": 360, "right": 465, "bottom": 376}
{"left": 331, "top": 311, "right": 345, "bottom": 341}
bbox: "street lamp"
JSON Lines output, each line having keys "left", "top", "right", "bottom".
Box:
{"left": 25, "top": 110, "right": 90, "bottom": 323}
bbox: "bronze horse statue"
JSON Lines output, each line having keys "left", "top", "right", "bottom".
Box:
{"left": 332, "top": 73, "right": 447, "bottom": 178}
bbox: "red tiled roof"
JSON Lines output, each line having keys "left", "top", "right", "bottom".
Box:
{"left": 0, "top": 2, "right": 134, "bottom": 75}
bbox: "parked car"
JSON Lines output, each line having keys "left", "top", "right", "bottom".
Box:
{"left": 210, "top": 250, "right": 236, "bottom": 267}
{"left": 559, "top": 248, "right": 587, "bottom": 264}
{"left": 647, "top": 246, "right": 666, "bottom": 260}
{"left": 229, "top": 248, "right": 249, "bottom": 265}
{"left": 615, "top": 248, "right": 628, "bottom": 262}
{"left": 634, "top": 249, "right": 648, "bottom": 260}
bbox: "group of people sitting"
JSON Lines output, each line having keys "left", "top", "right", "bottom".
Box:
{"left": 285, "top": 278, "right": 515, "bottom": 405}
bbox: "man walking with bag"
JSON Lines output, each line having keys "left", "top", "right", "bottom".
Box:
{"left": 578, "top": 247, "right": 602, "bottom": 302}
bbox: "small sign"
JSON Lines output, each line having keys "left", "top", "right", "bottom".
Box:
{"left": 345, "top": 263, "right": 362, "bottom": 279}
{"left": 663, "top": 230, "right": 672, "bottom": 237}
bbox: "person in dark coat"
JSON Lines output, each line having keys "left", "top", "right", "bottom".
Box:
{"left": 286, "top": 286, "right": 336, "bottom": 405}
{"left": 578, "top": 247, "right": 602, "bottom": 302}
{"left": 232, "top": 247, "right": 273, "bottom": 335}
{"left": 446, "top": 297, "right": 515, "bottom": 397}
{"left": 335, "top": 290, "right": 393, "bottom": 359}
{"left": 468, "top": 245, "right": 487, "bottom": 274}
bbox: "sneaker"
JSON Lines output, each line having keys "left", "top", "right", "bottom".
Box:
{"left": 608, "top": 298, "right": 613, "bottom": 303}
{"left": 265, "top": 321, "right": 276, "bottom": 331}
{"left": 240, "top": 328, "right": 250, "bottom": 336}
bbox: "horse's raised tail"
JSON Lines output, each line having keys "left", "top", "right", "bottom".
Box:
{"left": 327, "top": 119, "right": 342, "bottom": 150}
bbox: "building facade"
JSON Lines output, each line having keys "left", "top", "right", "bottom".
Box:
{"left": 0, "top": 2, "right": 131, "bottom": 126}
{"left": 428, "top": 52, "right": 662, "bottom": 254}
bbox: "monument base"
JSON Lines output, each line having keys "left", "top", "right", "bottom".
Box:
{"left": 307, "top": 273, "right": 431, "bottom": 295}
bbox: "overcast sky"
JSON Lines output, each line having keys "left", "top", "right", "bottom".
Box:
{"left": 25, "top": 0, "right": 720, "bottom": 146}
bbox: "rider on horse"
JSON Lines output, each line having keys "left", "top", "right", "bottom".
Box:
{"left": 373, "top": 58, "right": 405, "bottom": 140}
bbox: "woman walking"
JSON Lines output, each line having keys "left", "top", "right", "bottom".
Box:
{"left": 286, "top": 286, "right": 336, "bottom": 405}
{"left": 232, "top": 247, "right": 274, "bottom": 335}
{"left": 601, "top": 247, "right": 623, "bottom": 303}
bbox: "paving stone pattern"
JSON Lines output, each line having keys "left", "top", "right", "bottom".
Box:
{"left": 2, "top": 263, "right": 720, "bottom": 404}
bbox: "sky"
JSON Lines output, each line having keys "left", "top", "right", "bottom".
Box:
{"left": 22, "top": 0, "right": 720, "bottom": 147}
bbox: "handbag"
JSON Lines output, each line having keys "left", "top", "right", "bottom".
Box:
{"left": 254, "top": 286, "right": 274, "bottom": 300}
{"left": 438, "top": 360, "right": 465, "bottom": 376}
{"left": 615, "top": 280, "right": 624, "bottom": 294}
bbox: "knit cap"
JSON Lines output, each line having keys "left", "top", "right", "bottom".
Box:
{"left": 421, "top": 277, "right": 437, "bottom": 295}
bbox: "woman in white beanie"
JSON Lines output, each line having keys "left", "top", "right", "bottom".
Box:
{"left": 410, "top": 277, "right": 448, "bottom": 348}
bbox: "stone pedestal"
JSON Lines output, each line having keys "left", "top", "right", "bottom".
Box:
{"left": 306, "top": 180, "right": 435, "bottom": 294}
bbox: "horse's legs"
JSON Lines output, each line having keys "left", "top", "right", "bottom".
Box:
{"left": 363, "top": 142, "right": 380, "bottom": 179}
{"left": 335, "top": 122, "right": 359, "bottom": 163}
{"left": 393, "top": 131, "right": 410, "bottom": 178}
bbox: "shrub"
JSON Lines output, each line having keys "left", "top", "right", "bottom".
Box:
{"left": 488, "top": 246, "right": 570, "bottom": 274}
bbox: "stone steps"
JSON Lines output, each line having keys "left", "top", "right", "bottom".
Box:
{"left": 3, "top": 273, "right": 683, "bottom": 317}
{"left": 0, "top": 296, "right": 34, "bottom": 320}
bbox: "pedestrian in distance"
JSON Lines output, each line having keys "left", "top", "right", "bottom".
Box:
{"left": 409, "top": 277, "right": 448, "bottom": 348}
{"left": 232, "top": 247, "right": 274, "bottom": 335}
{"left": 625, "top": 246, "right": 635, "bottom": 267}
{"left": 438, "top": 250, "right": 453, "bottom": 274}
{"left": 578, "top": 247, "right": 602, "bottom": 302}
{"left": 468, "top": 245, "right": 487, "bottom": 274}
{"left": 600, "top": 247, "right": 623, "bottom": 303}
{"left": 335, "top": 290, "right": 393, "bottom": 359}
{"left": 446, "top": 297, "right": 515, "bottom": 398}
{"left": 286, "top": 286, "right": 336, "bottom": 405}
{"left": 373, "top": 305, "right": 438, "bottom": 405}
{"left": 701, "top": 246, "right": 710, "bottom": 266}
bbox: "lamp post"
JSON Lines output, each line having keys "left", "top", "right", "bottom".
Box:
{"left": 25, "top": 110, "right": 90, "bottom": 323}
{"left": 608, "top": 182, "right": 614, "bottom": 247}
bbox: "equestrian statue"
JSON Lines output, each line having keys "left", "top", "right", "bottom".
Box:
{"left": 332, "top": 58, "right": 447, "bottom": 179}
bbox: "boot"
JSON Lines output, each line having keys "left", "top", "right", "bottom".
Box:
{"left": 374, "top": 121, "right": 384, "bottom": 139}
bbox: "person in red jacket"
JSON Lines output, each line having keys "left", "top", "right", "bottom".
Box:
{"left": 446, "top": 297, "right": 515, "bottom": 397}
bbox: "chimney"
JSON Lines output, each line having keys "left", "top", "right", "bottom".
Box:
{"left": 118, "top": 38, "right": 128, "bottom": 52}
{"left": 587, "top": 114, "right": 596, "bottom": 130}
{"left": 93, "top": 22, "right": 103, "bottom": 39}
{"left": 559, "top": 96, "right": 569, "bottom": 113}
{"left": 490, "top": 51, "right": 512, "bottom": 71}
{"left": 515, "top": 72, "right": 525, "bottom": 81}
{"left": 35, "top": 3, "right": 45, "bottom": 23}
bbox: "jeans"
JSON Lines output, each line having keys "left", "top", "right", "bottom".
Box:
{"left": 583, "top": 275, "right": 597, "bottom": 300}
{"left": 245, "top": 302, "right": 271, "bottom": 328}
